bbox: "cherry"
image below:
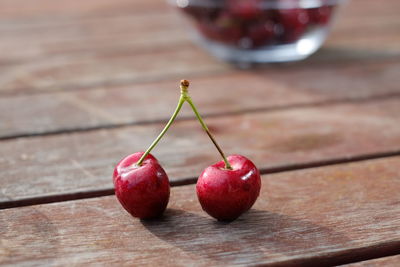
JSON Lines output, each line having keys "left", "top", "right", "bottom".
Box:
{"left": 196, "top": 155, "right": 261, "bottom": 221}
{"left": 113, "top": 81, "right": 187, "bottom": 219}
{"left": 307, "top": 6, "right": 333, "bottom": 25}
{"left": 196, "top": 11, "right": 244, "bottom": 44}
{"left": 178, "top": 81, "right": 261, "bottom": 221}
{"left": 177, "top": 1, "right": 338, "bottom": 49}
{"left": 279, "top": 8, "right": 309, "bottom": 42}
{"left": 246, "top": 20, "right": 275, "bottom": 47}
{"left": 113, "top": 152, "right": 170, "bottom": 219}
{"left": 227, "top": 0, "right": 262, "bottom": 20}
{"left": 113, "top": 80, "right": 261, "bottom": 221}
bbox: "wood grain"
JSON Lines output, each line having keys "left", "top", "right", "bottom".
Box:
{"left": 0, "top": 0, "right": 399, "bottom": 96}
{"left": 0, "top": 0, "right": 165, "bottom": 19}
{"left": 1, "top": 0, "right": 399, "bottom": 265}
{"left": 0, "top": 5, "right": 398, "bottom": 64}
{"left": 0, "top": 43, "right": 229, "bottom": 95}
{"left": 1, "top": 60, "right": 400, "bottom": 139}
{"left": 0, "top": 12, "right": 186, "bottom": 64}
{"left": 343, "top": 255, "right": 400, "bottom": 267}
{"left": 1, "top": 98, "right": 400, "bottom": 206}
{"left": 1, "top": 157, "right": 400, "bottom": 266}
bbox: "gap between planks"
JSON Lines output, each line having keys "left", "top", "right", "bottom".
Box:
{"left": 2, "top": 156, "right": 400, "bottom": 266}
{"left": 0, "top": 63, "right": 229, "bottom": 98}
{"left": 2, "top": 148, "right": 400, "bottom": 210}
{"left": 341, "top": 254, "right": 400, "bottom": 267}
{"left": 1, "top": 90, "right": 400, "bottom": 141}
{"left": 258, "top": 241, "right": 400, "bottom": 267}
{"left": 2, "top": 56, "right": 400, "bottom": 98}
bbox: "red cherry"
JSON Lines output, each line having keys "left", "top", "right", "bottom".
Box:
{"left": 113, "top": 152, "right": 170, "bottom": 219}
{"left": 227, "top": 0, "right": 262, "bottom": 20}
{"left": 246, "top": 20, "right": 275, "bottom": 47}
{"left": 279, "top": 8, "right": 309, "bottom": 42}
{"left": 196, "top": 11, "right": 244, "bottom": 44}
{"left": 196, "top": 154, "right": 261, "bottom": 221}
{"left": 307, "top": 6, "right": 333, "bottom": 25}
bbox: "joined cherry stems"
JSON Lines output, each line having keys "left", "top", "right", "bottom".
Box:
{"left": 136, "top": 80, "right": 232, "bottom": 170}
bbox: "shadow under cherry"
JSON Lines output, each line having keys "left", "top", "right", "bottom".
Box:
{"left": 141, "top": 208, "right": 350, "bottom": 265}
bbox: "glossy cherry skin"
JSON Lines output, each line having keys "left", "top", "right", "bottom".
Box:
{"left": 196, "top": 155, "right": 261, "bottom": 221}
{"left": 113, "top": 152, "right": 170, "bottom": 219}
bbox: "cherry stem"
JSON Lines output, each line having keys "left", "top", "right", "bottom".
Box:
{"left": 181, "top": 81, "right": 233, "bottom": 170}
{"left": 136, "top": 79, "right": 232, "bottom": 170}
{"left": 136, "top": 94, "right": 185, "bottom": 166}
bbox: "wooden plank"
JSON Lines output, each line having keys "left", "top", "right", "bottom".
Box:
{"left": 0, "top": 0, "right": 165, "bottom": 19}
{"left": 1, "top": 157, "right": 400, "bottom": 266}
{"left": 1, "top": 60, "right": 400, "bottom": 138}
{"left": 0, "top": 44, "right": 229, "bottom": 95}
{"left": 0, "top": 0, "right": 399, "bottom": 96}
{"left": 0, "top": 12, "right": 398, "bottom": 71}
{"left": 344, "top": 255, "right": 400, "bottom": 267}
{"left": 1, "top": 22, "right": 399, "bottom": 71}
{"left": 337, "top": 0, "right": 400, "bottom": 18}
{"left": 1, "top": 0, "right": 398, "bottom": 35}
{"left": 0, "top": 7, "right": 398, "bottom": 63}
{"left": 0, "top": 12, "right": 186, "bottom": 63}
{"left": 1, "top": 36, "right": 399, "bottom": 97}
{"left": 1, "top": 98, "right": 400, "bottom": 205}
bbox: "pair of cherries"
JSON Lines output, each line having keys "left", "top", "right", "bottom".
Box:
{"left": 113, "top": 80, "right": 261, "bottom": 221}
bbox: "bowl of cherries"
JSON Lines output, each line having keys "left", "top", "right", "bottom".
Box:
{"left": 171, "top": 0, "right": 345, "bottom": 64}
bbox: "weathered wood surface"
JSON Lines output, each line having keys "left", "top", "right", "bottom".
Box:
{"left": 1, "top": 157, "right": 400, "bottom": 266}
{"left": 1, "top": 11, "right": 398, "bottom": 65}
{"left": 0, "top": 44, "right": 228, "bottom": 95}
{"left": 1, "top": 60, "right": 400, "bottom": 139}
{"left": 0, "top": 0, "right": 165, "bottom": 19}
{"left": 2, "top": 98, "right": 400, "bottom": 206}
{"left": 344, "top": 255, "right": 400, "bottom": 267}
{"left": 1, "top": 0, "right": 400, "bottom": 265}
{"left": 1, "top": 2, "right": 399, "bottom": 61}
{"left": 0, "top": 0, "right": 400, "bottom": 96}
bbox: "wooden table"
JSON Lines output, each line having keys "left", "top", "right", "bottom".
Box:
{"left": 1, "top": 0, "right": 400, "bottom": 266}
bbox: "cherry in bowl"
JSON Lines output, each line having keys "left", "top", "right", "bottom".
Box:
{"left": 171, "top": 0, "right": 345, "bottom": 64}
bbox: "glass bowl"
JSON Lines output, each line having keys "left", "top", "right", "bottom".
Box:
{"left": 170, "top": 0, "right": 345, "bottom": 64}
